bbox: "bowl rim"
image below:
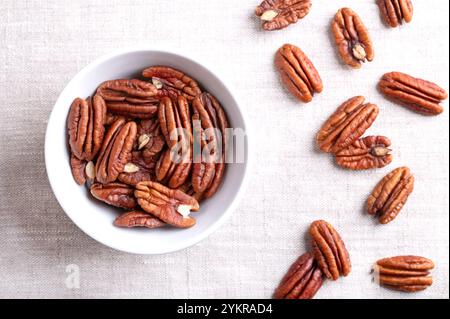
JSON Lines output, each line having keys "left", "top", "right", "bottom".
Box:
{"left": 44, "top": 46, "right": 252, "bottom": 254}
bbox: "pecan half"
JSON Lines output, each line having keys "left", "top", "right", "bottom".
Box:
{"left": 135, "top": 181, "right": 199, "bottom": 228}
{"left": 367, "top": 167, "right": 414, "bottom": 224}
{"left": 114, "top": 210, "right": 166, "bottom": 229}
{"left": 90, "top": 182, "right": 137, "bottom": 209}
{"left": 310, "top": 220, "right": 351, "bottom": 280}
{"left": 273, "top": 252, "right": 324, "bottom": 299}
{"left": 155, "top": 148, "right": 192, "bottom": 189}
{"left": 379, "top": 72, "right": 448, "bottom": 115}
{"left": 191, "top": 93, "right": 220, "bottom": 193}
{"left": 136, "top": 118, "right": 165, "bottom": 160}
{"left": 70, "top": 155, "right": 87, "bottom": 185}
{"left": 142, "top": 66, "right": 201, "bottom": 100}
{"left": 275, "top": 44, "right": 323, "bottom": 103}
{"left": 332, "top": 8, "right": 374, "bottom": 68}
{"left": 95, "top": 118, "right": 137, "bottom": 184}
{"left": 373, "top": 256, "right": 434, "bottom": 292}
{"left": 255, "top": 0, "right": 312, "bottom": 31}
{"left": 118, "top": 151, "right": 157, "bottom": 186}
{"left": 335, "top": 136, "right": 393, "bottom": 170}
{"left": 67, "top": 95, "right": 106, "bottom": 161}
{"left": 316, "top": 96, "right": 379, "bottom": 153}
{"left": 97, "top": 79, "right": 158, "bottom": 119}
{"left": 377, "top": 0, "right": 413, "bottom": 28}
{"left": 158, "top": 96, "right": 192, "bottom": 149}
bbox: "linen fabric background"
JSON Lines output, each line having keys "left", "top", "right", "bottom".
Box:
{"left": 0, "top": 0, "right": 448, "bottom": 299}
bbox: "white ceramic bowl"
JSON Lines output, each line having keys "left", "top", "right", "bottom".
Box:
{"left": 45, "top": 48, "right": 250, "bottom": 254}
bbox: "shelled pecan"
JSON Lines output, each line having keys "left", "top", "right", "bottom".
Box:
{"left": 142, "top": 66, "right": 201, "bottom": 100}
{"left": 367, "top": 167, "right": 414, "bottom": 224}
{"left": 70, "top": 155, "right": 87, "bottom": 185}
{"left": 90, "top": 182, "right": 137, "bottom": 209}
{"left": 332, "top": 8, "right": 374, "bottom": 68}
{"left": 155, "top": 148, "right": 192, "bottom": 189}
{"left": 255, "top": 0, "right": 312, "bottom": 31}
{"left": 67, "top": 95, "right": 106, "bottom": 161}
{"left": 310, "top": 220, "right": 351, "bottom": 280}
{"left": 273, "top": 252, "right": 323, "bottom": 299}
{"left": 316, "top": 96, "right": 379, "bottom": 153}
{"left": 379, "top": 72, "right": 448, "bottom": 115}
{"left": 275, "top": 44, "right": 323, "bottom": 103}
{"left": 95, "top": 118, "right": 137, "bottom": 184}
{"left": 335, "top": 136, "right": 393, "bottom": 170}
{"left": 136, "top": 118, "right": 165, "bottom": 161}
{"left": 97, "top": 79, "right": 159, "bottom": 119}
{"left": 114, "top": 210, "right": 166, "bottom": 229}
{"left": 373, "top": 256, "right": 434, "bottom": 292}
{"left": 118, "top": 151, "right": 157, "bottom": 186}
{"left": 158, "top": 96, "right": 192, "bottom": 149}
{"left": 135, "top": 181, "right": 199, "bottom": 228}
{"left": 377, "top": 0, "right": 413, "bottom": 28}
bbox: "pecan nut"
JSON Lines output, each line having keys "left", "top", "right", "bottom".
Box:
{"left": 136, "top": 118, "right": 165, "bottom": 160}
{"left": 67, "top": 95, "right": 106, "bottom": 161}
{"left": 377, "top": 0, "right": 413, "bottom": 28}
{"left": 70, "top": 155, "right": 87, "bottom": 185}
{"left": 95, "top": 118, "right": 137, "bottom": 184}
{"left": 158, "top": 96, "right": 192, "bottom": 149}
{"left": 97, "top": 79, "right": 158, "bottom": 119}
{"left": 135, "top": 181, "right": 199, "bottom": 228}
{"left": 332, "top": 8, "right": 374, "bottom": 68}
{"left": 275, "top": 44, "right": 323, "bottom": 103}
{"left": 379, "top": 72, "right": 448, "bottom": 115}
{"left": 273, "top": 252, "right": 323, "bottom": 299}
{"left": 255, "top": 0, "right": 312, "bottom": 31}
{"left": 373, "top": 256, "right": 434, "bottom": 292}
{"left": 90, "top": 182, "right": 137, "bottom": 209}
{"left": 155, "top": 148, "right": 192, "bottom": 189}
{"left": 367, "top": 166, "right": 414, "bottom": 224}
{"left": 118, "top": 151, "right": 157, "bottom": 186}
{"left": 310, "top": 220, "right": 351, "bottom": 280}
{"left": 142, "top": 66, "right": 201, "bottom": 100}
{"left": 335, "top": 136, "right": 393, "bottom": 170}
{"left": 114, "top": 210, "right": 166, "bottom": 229}
{"left": 316, "top": 96, "right": 379, "bottom": 153}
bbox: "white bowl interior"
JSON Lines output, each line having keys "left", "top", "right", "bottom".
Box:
{"left": 45, "top": 50, "right": 248, "bottom": 254}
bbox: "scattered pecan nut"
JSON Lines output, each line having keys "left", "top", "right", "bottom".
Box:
{"left": 377, "top": 0, "right": 413, "bottom": 28}
{"left": 373, "top": 256, "right": 434, "bottom": 292}
{"left": 136, "top": 118, "right": 165, "bottom": 160}
{"left": 114, "top": 210, "right": 166, "bottom": 229}
{"left": 275, "top": 44, "right": 323, "bottom": 103}
{"left": 273, "top": 252, "right": 324, "bottom": 299}
{"left": 335, "top": 136, "right": 393, "bottom": 170}
{"left": 97, "top": 79, "right": 159, "bottom": 119}
{"left": 67, "top": 95, "right": 106, "bottom": 161}
{"left": 316, "top": 96, "right": 379, "bottom": 153}
{"left": 255, "top": 0, "right": 312, "bottom": 31}
{"left": 310, "top": 220, "right": 351, "bottom": 280}
{"left": 118, "top": 151, "right": 157, "bottom": 186}
{"left": 379, "top": 72, "right": 448, "bottom": 115}
{"left": 332, "top": 8, "right": 374, "bottom": 68}
{"left": 367, "top": 166, "right": 414, "bottom": 224}
{"left": 95, "top": 118, "right": 137, "bottom": 184}
{"left": 142, "top": 66, "right": 201, "bottom": 100}
{"left": 90, "top": 182, "right": 137, "bottom": 209}
{"left": 135, "top": 181, "right": 199, "bottom": 228}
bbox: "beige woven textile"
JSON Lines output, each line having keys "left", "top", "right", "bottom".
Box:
{"left": 0, "top": 0, "right": 448, "bottom": 298}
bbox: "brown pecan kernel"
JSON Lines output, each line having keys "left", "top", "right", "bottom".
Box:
{"left": 67, "top": 95, "right": 106, "bottom": 161}
{"left": 90, "top": 182, "right": 137, "bottom": 209}
{"left": 95, "top": 119, "right": 137, "bottom": 184}
{"left": 97, "top": 79, "right": 158, "bottom": 119}
{"left": 142, "top": 66, "right": 201, "bottom": 100}
{"left": 255, "top": 0, "right": 312, "bottom": 31}
{"left": 136, "top": 118, "right": 165, "bottom": 160}
{"left": 135, "top": 181, "right": 199, "bottom": 228}
{"left": 379, "top": 72, "right": 448, "bottom": 115}
{"left": 373, "top": 256, "right": 434, "bottom": 292}
{"left": 316, "top": 96, "right": 379, "bottom": 153}
{"left": 158, "top": 96, "right": 192, "bottom": 149}
{"left": 332, "top": 8, "right": 374, "bottom": 68}
{"left": 377, "top": 0, "right": 413, "bottom": 28}
{"left": 335, "top": 136, "right": 393, "bottom": 170}
{"left": 275, "top": 44, "right": 323, "bottom": 103}
{"left": 310, "top": 220, "right": 351, "bottom": 281}
{"left": 118, "top": 151, "right": 157, "bottom": 186}
{"left": 70, "top": 155, "right": 87, "bottom": 185}
{"left": 114, "top": 210, "right": 166, "bottom": 229}
{"left": 155, "top": 148, "right": 192, "bottom": 189}
{"left": 367, "top": 167, "right": 414, "bottom": 224}
{"left": 273, "top": 252, "right": 324, "bottom": 299}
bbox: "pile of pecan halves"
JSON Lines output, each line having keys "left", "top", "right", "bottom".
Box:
{"left": 67, "top": 66, "right": 229, "bottom": 229}
{"left": 255, "top": 0, "right": 446, "bottom": 297}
